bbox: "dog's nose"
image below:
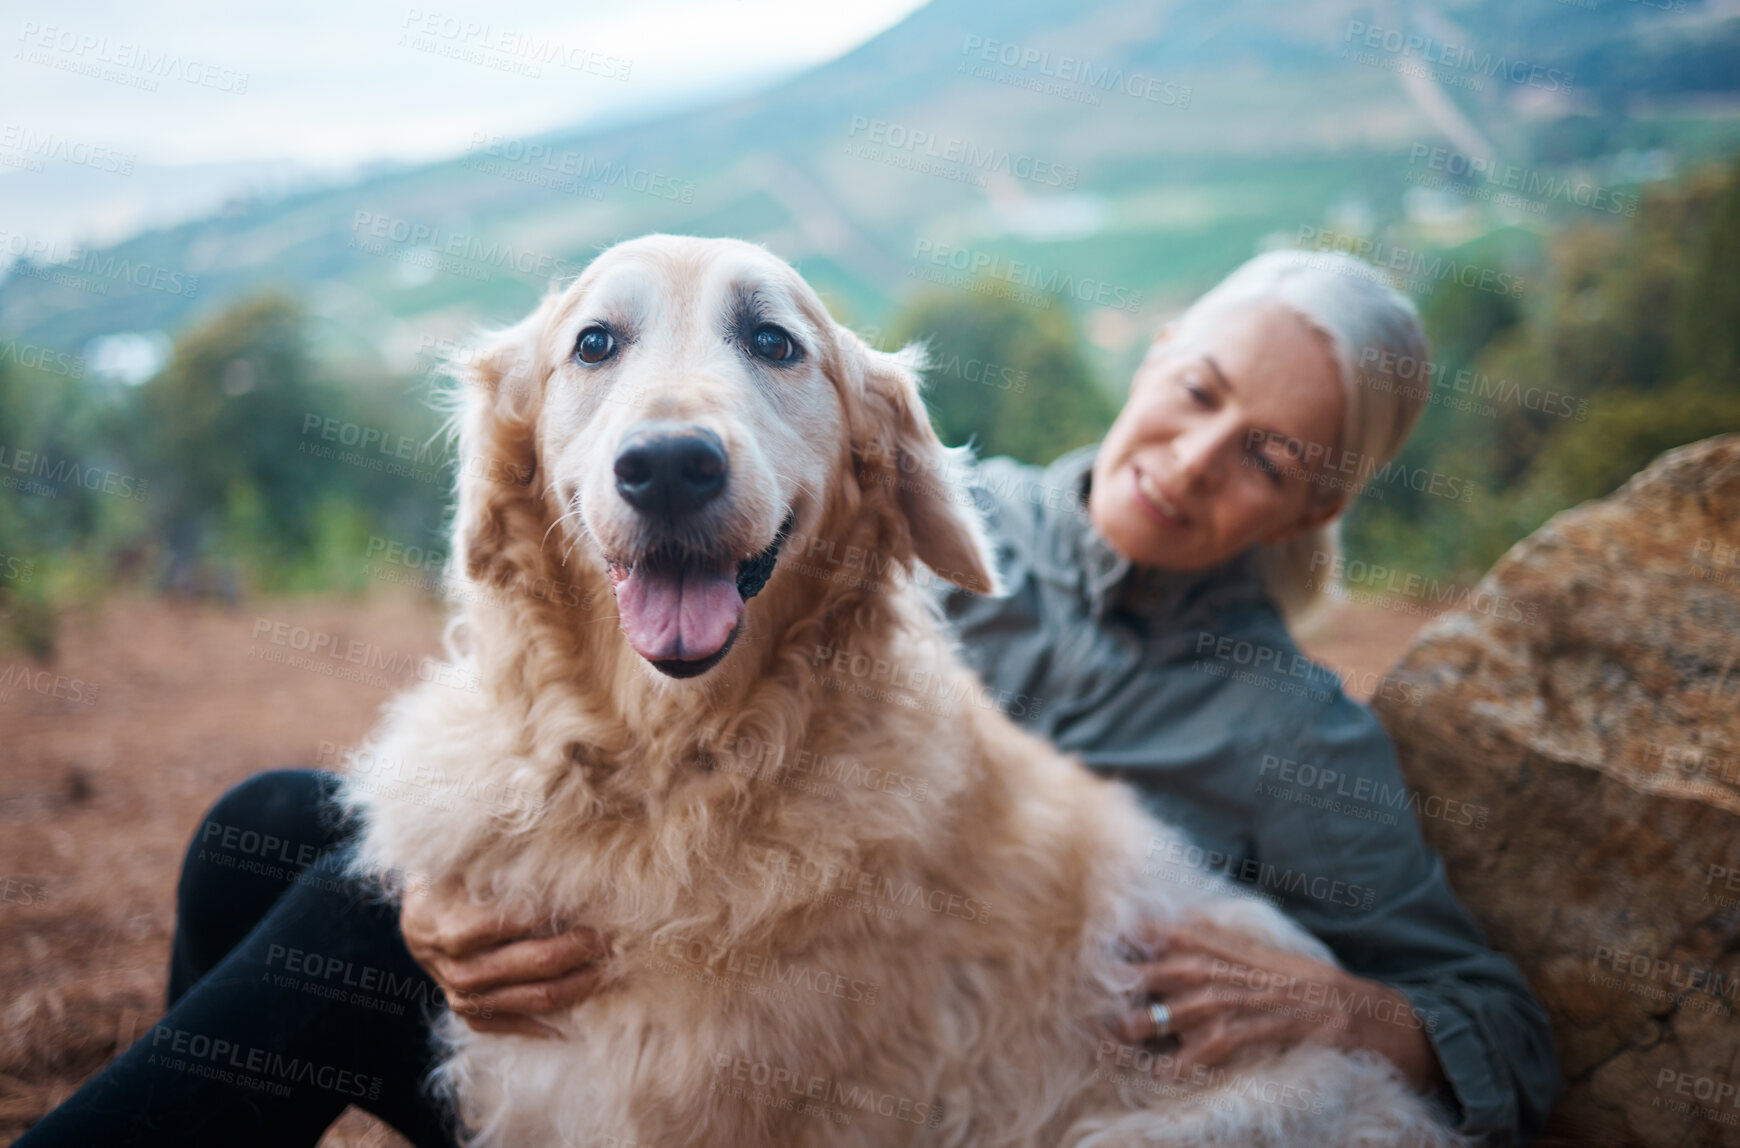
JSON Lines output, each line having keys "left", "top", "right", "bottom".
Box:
{"left": 613, "top": 423, "right": 728, "bottom": 518}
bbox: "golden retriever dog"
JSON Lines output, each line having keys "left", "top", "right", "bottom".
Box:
{"left": 339, "top": 235, "right": 1463, "bottom": 1147}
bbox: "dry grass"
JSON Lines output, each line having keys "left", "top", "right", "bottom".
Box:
{"left": 0, "top": 592, "right": 445, "bottom": 1146}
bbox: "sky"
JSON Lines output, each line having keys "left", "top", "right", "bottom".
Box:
{"left": 1, "top": 0, "right": 930, "bottom": 246}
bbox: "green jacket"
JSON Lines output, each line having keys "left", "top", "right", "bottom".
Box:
{"left": 939, "top": 445, "right": 1559, "bottom": 1145}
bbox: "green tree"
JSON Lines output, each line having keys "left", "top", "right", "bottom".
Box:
{"left": 1496, "top": 163, "right": 1740, "bottom": 515}
{"left": 140, "top": 295, "right": 325, "bottom": 566}
{"left": 0, "top": 351, "right": 141, "bottom": 654}
{"left": 1347, "top": 161, "right": 1740, "bottom": 580}
{"left": 887, "top": 286, "right": 1117, "bottom": 465}
{"left": 134, "top": 294, "right": 446, "bottom": 592}
{"left": 1675, "top": 154, "right": 1740, "bottom": 388}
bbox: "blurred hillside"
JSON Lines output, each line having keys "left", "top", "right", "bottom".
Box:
{"left": 5, "top": 0, "right": 1738, "bottom": 363}
{"left": 2, "top": 0, "right": 1739, "bottom": 651}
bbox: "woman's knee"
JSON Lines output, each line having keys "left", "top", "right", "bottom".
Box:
{"left": 170, "top": 769, "right": 346, "bottom": 1002}
{"left": 191, "top": 769, "right": 345, "bottom": 861}
{"left": 175, "top": 769, "right": 347, "bottom": 941}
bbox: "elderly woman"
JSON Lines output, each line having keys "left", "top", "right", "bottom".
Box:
{"left": 19, "top": 251, "right": 1559, "bottom": 1146}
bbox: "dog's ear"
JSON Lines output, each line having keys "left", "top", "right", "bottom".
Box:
{"left": 451, "top": 302, "right": 552, "bottom": 587}
{"left": 840, "top": 332, "right": 1001, "bottom": 596}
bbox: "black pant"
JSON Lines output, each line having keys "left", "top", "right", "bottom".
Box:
{"left": 16, "top": 770, "right": 460, "bottom": 1147}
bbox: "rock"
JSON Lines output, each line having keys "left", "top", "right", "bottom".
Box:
{"left": 1372, "top": 435, "right": 1740, "bottom": 1148}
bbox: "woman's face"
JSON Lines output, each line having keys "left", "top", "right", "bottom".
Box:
{"left": 1089, "top": 301, "right": 1346, "bottom": 571}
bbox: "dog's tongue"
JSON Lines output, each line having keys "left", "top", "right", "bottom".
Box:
{"left": 612, "top": 563, "right": 744, "bottom": 662}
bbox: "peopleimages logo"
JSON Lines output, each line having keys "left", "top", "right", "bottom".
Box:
{"left": 910, "top": 239, "right": 1141, "bottom": 312}
{"left": 0, "top": 125, "right": 136, "bottom": 174}
{"left": 1309, "top": 552, "right": 1538, "bottom": 626}
{"left": 1242, "top": 428, "right": 1477, "bottom": 504}
{"left": 0, "top": 340, "right": 84, "bottom": 379}
{"left": 16, "top": 21, "right": 251, "bottom": 93}
{"left": 957, "top": 34, "right": 1191, "bottom": 108}
{"left": 463, "top": 133, "right": 695, "bottom": 203}
{"left": 1341, "top": 21, "right": 1573, "bottom": 92}
{"left": 1295, "top": 227, "right": 1525, "bottom": 299}
{"left": 846, "top": 117, "right": 1078, "bottom": 189}
{"left": 0, "top": 442, "right": 149, "bottom": 501}
{"left": 1356, "top": 348, "right": 1588, "bottom": 422}
{"left": 0, "top": 228, "right": 197, "bottom": 298}
{"left": 397, "top": 9, "right": 632, "bottom": 80}
{"left": 1407, "top": 145, "right": 1637, "bottom": 217}
{"left": 349, "top": 210, "right": 583, "bottom": 281}
{"left": 0, "top": 663, "right": 99, "bottom": 705}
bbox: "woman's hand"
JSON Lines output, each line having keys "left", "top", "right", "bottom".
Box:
{"left": 400, "top": 874, "right": 609, "bottom": 1038}
{"left": 1113, "top": 916, "right": 1445, "bottom": 1094}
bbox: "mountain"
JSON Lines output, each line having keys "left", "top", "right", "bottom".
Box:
{"left": 2, "top": 0, "right": 1737, "bottom": 376}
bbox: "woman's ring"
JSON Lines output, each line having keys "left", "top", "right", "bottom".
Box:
{"left": 1147, "top": 999, "right": 1172, "bottom": 1039}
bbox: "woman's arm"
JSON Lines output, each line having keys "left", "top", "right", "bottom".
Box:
{"left": 1274, "top": 847, "right": 1562, "bottom": 1141}
{"left": 1114, "top": 916, "right": 1446, "bottom": 1094}
{"left": 1108, "top": 682, "right": 1559, "bottom": 1141}
{"left": 1231, "top": 691, "right": 1561, "bottom": 1140}
{"left": 400, "top": 874, "right": 609, "bottom": 1035}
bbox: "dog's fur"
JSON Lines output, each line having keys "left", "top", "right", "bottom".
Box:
{"left": 340, "top": 236, "right": 1464, "bottom": 1147}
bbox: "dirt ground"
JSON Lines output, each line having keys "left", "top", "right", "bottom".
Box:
{"left": 0, "top": 590, "right": 1433, "bottom": 1146}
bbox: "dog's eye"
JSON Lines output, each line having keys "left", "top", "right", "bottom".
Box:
{"left": 575, "top": 326, "right": 616, "bottom": 365}
{"left": 750, "top": 325, "right": 797, "bottom": 363}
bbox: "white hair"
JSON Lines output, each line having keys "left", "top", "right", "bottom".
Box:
{"left": 1174, "top": 249, "right": 1431, "bottom": 624}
